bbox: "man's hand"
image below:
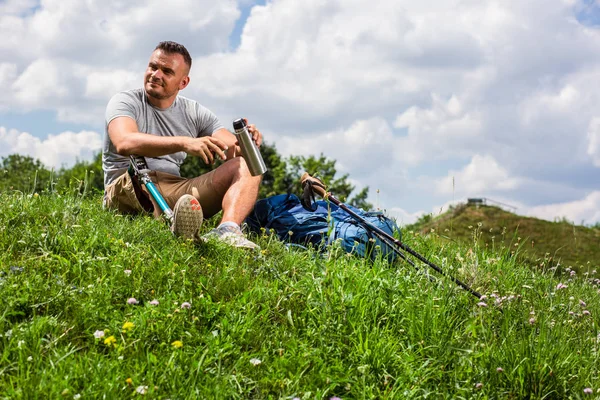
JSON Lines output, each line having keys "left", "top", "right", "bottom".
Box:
{"left": 244, "top": 118, "right": 263, "bottom": 147}
{"left": 184, "top": 136, "right": 229, "bottom": 165}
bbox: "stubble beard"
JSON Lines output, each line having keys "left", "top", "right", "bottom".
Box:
{"left": 145, "top": 81, "right": 171, "bottom": 100}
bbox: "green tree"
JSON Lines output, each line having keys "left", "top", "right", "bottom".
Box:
{"left": 0, "top": 154, "right": 54, "bottom": 194}
{"left": 287, "top": 153, "right": 372, "bottom": 209}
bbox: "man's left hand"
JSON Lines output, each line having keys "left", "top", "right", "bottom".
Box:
{"left": 244, "top": 118, "right": 263, "bottom": 147}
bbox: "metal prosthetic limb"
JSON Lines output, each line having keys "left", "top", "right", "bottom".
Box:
{"left": 129, "top": 155, "right": 174, "bottom": 224}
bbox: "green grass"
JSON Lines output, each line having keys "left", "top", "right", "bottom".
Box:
{"left": 1, "top": 192, "right": 599, "bottom": 399}
{"left": 407, "top": 204, "right": 600, "bottom": 271}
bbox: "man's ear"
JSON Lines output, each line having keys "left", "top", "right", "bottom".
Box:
{"left": 180, "top": 76, "right": 190, "bottom": 90}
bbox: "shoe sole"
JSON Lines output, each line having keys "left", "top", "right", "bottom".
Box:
{"left": 172, "top": 195, "right": 203, "bottom": 240}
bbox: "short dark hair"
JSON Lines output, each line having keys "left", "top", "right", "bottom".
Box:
{"left": 155, "top": 41, "right": 192, "bottom": 70}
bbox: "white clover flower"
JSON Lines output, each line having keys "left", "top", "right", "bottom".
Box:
{"left": 124, "top": 270, "right": 132, "bottom": 276}
{"left": 136, "top": 386, "right": 148, "bottom": 395}
{"left": 249, "top": 358, "right": 262, "bottom": 366}
{"left": 93, "top": 330, "right": 105, "bottom": 339}
{"left": 149, "top": 300, "right": 159, "bottom": 306}
{"left": 181, "top": 302, "right": 191, "bottom": 309}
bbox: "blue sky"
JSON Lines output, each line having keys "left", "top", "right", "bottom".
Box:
{"left": 1, "top": 0, "right": 599, "bottom": 225}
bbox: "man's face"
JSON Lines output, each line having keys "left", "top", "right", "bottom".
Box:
{"left": 144, "top": 49, "right": 190, "bottom": 101}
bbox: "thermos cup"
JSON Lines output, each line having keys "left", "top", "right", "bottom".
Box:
{"left": 232, "top": 118, "right": 267, "bottom": 176}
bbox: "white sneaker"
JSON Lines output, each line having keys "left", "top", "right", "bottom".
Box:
{"left": 201, "top": 224, "right": 259, "bottom": 250}
{"left": 171, "top": 194, "right": 203, "bottom": 240}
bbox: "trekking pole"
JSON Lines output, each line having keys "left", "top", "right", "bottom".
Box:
{"left": 300, "top": 172, "right": 482, "bottom": 300}
{"left": 129, "top": 155, "right": 174, "bottom": 224}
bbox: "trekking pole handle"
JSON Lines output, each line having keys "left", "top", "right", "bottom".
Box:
{"left": 300, "top": 172, "right": 328, "bottom": 198}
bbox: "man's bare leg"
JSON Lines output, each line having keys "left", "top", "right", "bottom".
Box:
{"left": 210, "top": 157, "right": 261, "bottom": 225}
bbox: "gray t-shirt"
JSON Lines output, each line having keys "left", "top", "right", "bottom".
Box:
{"left": 102, "top": 88, "right": 224, "bottom": 186}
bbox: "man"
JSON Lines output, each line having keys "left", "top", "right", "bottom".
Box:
{"left": 102, "top": 41, "right": 262, "bottom": 249}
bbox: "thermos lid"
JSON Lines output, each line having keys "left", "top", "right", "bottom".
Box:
{"left": 232, "top": 118, "right": 246, "bottom": 130}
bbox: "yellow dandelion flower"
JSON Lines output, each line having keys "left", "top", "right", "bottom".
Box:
{"left": 126, "top": 378, "right": 133, "bottom": 385}
{"left": 171, "top": 340, "right": 183, "bottom": 349}
{"left": 122, "top": 321, "right": 135, "bottom": 331}
{"left": 104, "top": 335, "right": 117, "bottom": 346}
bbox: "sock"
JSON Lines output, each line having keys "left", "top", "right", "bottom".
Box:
{"left": 218, "top": 221, "right": 240, "bottom": 230}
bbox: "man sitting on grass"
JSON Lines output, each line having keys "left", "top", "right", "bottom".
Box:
{"left": 102, "top": 41, "right": 262, "bottom": 249}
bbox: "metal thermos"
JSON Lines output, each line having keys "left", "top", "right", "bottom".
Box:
{"left": 232, "top": 118, "right": 267, "bottom": 176}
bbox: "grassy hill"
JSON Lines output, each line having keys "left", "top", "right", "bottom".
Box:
{"left": 1, "top": 192, "right": 600, "bottom": 398}
{"left": 407, "top": 203, "right": 600, "bottom": 272}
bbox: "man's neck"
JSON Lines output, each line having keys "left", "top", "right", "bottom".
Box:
{"left": 146, "top": 92, "right": 177, "bottom": 110}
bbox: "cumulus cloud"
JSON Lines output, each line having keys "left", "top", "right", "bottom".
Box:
{"left": 526, "top": 191, "right": 600, "bottom": 225}
{"left": 0, "top": 127, "right": 102, "bottom": 169}
{"left": 587, "top": 117, "right": 600, "bottom": 167}
{"left": 1, "top": 0, "right": 599, "bottom": 225}
{"left": 435, "top": 154, "right": 522, "bottom": 196}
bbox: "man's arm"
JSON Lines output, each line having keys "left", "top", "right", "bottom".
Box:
{"left": 108, "top": 116, "right": 228, "bottom": 164}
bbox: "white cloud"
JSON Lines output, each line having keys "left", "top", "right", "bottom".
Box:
{"left": 0, "top": 0, "right": 38, "bottom": 16}
{"left": 435, "top": 155, "right": 522, "bottom": 196}
{"left": 0, "top": 0, "right": 599, "bottom": 224}
{"left": 587, "top": 117, "right": 600, "bottom": 167}
{"left": 0, "top": 127, "right": 102, "bottom": 169}
{"left": 526, "top": 191, "right": 600, "bottom": 225}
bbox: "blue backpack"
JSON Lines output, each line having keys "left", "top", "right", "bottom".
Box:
{"left": 245, "top": 194, "right": 401, "bottom": 262}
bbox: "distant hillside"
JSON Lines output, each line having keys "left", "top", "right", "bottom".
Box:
{"left": 406, "top": 203, "right": 600, "bottom": 270}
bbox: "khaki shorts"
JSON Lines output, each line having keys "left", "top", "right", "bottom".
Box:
{"left": 104, "top": 169, "right": 225, "bottom": 219}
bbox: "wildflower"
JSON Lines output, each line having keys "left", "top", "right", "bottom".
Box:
{"left": 171, "top": 340, "right": 183, "bottom": 349}
{"left": 330, "top": 397, "right": 342, "bottom": 400}
{"left": 529, "top": 317, "right": 536, "bottom": 325}
{"left": 496, "top": 367, "right": 504, "bottom": 373}
{"left": 580, "top": 299, "right": 587, "bottom": 307}
{"left": 570, "top": 270, "right": 576, "bottom": 277}
{"left": 475, "top": 382, "right": 483, "bottom": 389}
{"left": 73, "top": 394, "right": 81, "bottom": 400}
{"left": 479, "top": 295, "right": 487, "bottom": 301}
{"left": 181, "top": 302, "right": 191, "bottom": 309}
{"left": 149, "top": 300, "right": 159, "bottom": 306}
{"left": 122, "top": 322, "right": 135, "bottom": 331}
{"left": 104, "top": 335, "right": 117, "bottom": 346}
{"left": 583, "top": 310, "right": 591, "bottom": 316}
{"left": 127, "top": 298, "right": 138, "bottom": 305}
{"left": 27, "top": 356, "right": 33, "bottom": 362}
{"left": 93, "top": 330, "right": 105, "bottom": 339}
{"left": 126, "top": 378, "right": 133, "bottom": 385}
{"left": 556, "top": 283, "right": 567, "bottom": 290}
{"left": 477, "top": 302, "right": 488, "bottom": 308}
{"left": 124, "top": 270, "right": 132, "bottom": 276}
{"left": 136, "top": 386, "right": 148, "bottom": 395}
{"left": 249, "top": 358, "right": 262, "bottom": 366}
{"left": 584, "top": 388, "right": 593, "bottom": 394}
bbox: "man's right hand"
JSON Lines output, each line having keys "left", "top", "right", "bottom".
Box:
{"left": 185, "top": 136, "right": 229, "bottom": 165}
